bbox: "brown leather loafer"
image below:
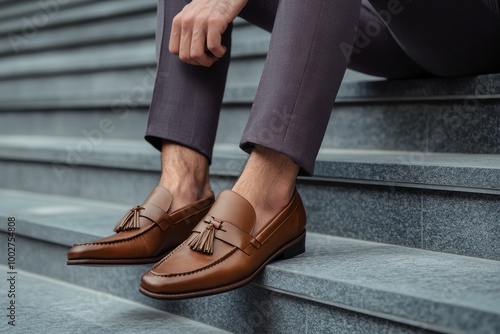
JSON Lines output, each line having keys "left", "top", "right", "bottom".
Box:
{"left": 139, "top": 189, "right": 306, "bottom": 299}
{"left": 67, "top": 186, "right": 214, "bottom": 265}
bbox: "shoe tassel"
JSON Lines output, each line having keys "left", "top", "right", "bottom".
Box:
{"left": 189, "top": 217, "right": 223, "bottom": 254}
{"left": 113, "top": 205, "right": 144, "bottom": 232}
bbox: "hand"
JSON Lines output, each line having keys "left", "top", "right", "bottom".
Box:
{"left": 169, "top": 0, "right": 248, "bottom": 67}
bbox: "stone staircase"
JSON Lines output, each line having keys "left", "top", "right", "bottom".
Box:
{"left": 0, "top": 0, "right": 499, "bottom": 333}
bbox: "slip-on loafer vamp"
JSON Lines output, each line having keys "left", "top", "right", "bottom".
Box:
{"left": 67, "top": 187, "right": 214, "bottom": 265}
{"left": 140, "top": 189, "right": 306, "bottom": 299}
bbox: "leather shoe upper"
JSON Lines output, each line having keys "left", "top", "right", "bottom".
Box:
{"left": 140, "top": 189, "right": 306, "bottom": 297}
{"left": 67, "top": 186, "right": 214, "bottom": 264}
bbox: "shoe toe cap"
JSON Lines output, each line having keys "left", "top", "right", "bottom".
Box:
{"left": 140, "top": 270, "right": 193, "bottom": 296}
{"left": 67, "top": 244, "right": 87, "bottom": 260}
{"left": 140, "top": 271, "right": 165, "bottom": 293}
{"left": 67, "top": 243, "right": 104, "bottom": 260}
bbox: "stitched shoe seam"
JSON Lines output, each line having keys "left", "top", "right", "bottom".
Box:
{"left": 150, "top": 248, "right": 237, "bottom": 277}
{"left": 151, "top": 238, "right": 189, "bottom": 269}
{"left": 67, "top": 256, "right": 161, "bottom": 262}
{"left": 74, "top": 223, "right": 157, "bottom": 246}
{"left": 74, "top": 205, "right": 211, "bottom": 247}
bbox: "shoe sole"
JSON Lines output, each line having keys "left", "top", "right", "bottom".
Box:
{"left": 138, "top": 230, "right": 306, "bottom": 300}
{"left": 66, "top": 249, "right": 174, "bottom": 266}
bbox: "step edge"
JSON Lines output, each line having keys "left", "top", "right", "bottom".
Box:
{"left": 0, "top": 224, "right": 498, "bottom": 333}
{"left": 0, "top": 138, "right": 499, "bottom": 193}
{"left": 0, "top": 264, "right": 230, "bottom": 333}
{"left": 0, "top": 0, "right": 157, "bottom": 36}
{"left": 2, "top": 194, "right": 500, "bottom": 266}
{"left": 261, "top": 285, "right": 463, "bottom": 334}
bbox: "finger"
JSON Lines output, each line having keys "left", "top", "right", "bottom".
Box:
{"left": 190, "top": 23, "right": 213, "bottom": 67}
{"left": 169, "top": 14, "right": 182, "bottom": 55}
{"left": 178, "top": 18, "right": 199, "bottom": 65}
{"left": 206, "top": 22, "right": 227, "bottom": 59}
{"left": 204, "top": 49, "right": 220, "bottom": 66}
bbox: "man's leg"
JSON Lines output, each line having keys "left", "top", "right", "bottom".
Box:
{"left": 240, "top": 0, "right": 362, "bottom": 176}
{"left": 234, "top": 0, "right": 431, "bottom": 231}
{"left": 140, "top": 0, "right": 366, "bottom": 299}
{"left": 347, "top": 0, "right": 431, "bottom": 79}
{"left": 366, "top": 0, "right": 500, "bottom": 76}
{"left": 145, "top": 0, "right": 233, "bottom": 211}
{"left": 236, "top": 0, "right": 362, "bottom": 231}
{"left": 66, "top": 0, "right": 232, "bottom": 265}
{"left": 138, "top": 0, "right": 500, "bottom": 299}
{"left": 151, "top": 0, "right": 284, "bottom": 220}
{"left": 159, "top": 142, "right": 212, "bottom": 212}
{"left": 232, "top": 146, "right": 299, "bottom": 231}
{"left": 235, "top": 0, "right": 500, "bottom": 231}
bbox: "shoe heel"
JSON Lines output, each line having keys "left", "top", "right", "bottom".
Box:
{"left": 279, "top": 233, "right": 306, "bottom": 260}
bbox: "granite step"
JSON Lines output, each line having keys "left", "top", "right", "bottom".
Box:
{"left": 0, "top": 0, "right": 246, "bottom": 41}
{"left": 0, "top": 8, "right": 265, "bottom": 58}
{"left": 0, "top": 10, "right": 156, "bottom": 56}
{"left": 2, "top": 68, "right": 496, "bottom": 109}
{"left": 213, "top": 75, "right": 500, "bottom": 154}
{"left": 0, "top": 266, "right": 226, "bottom": 334}
{"left": 0, "top": 23, "right": 268, "bottom": 79}
{"left": 1, "top": 0, "right": 498, "bottom": 156}
{"left": 1, "top": 1, "right": 498, "bottom": 332}
{"left": 0, "top": 189, "right": 499, "bottom": 333}
{"left": 1, "top": 71, "right": 498, "bottom": 153}
{"left": 0, "top": 0, "right": 156, "bottom": 37}
{"left": 1, "top": 136, "right": 499, "bottom": 193}
{"left": 0, "top": 136, "right": 499, "bottom": 260}
{"left": 0, "top": 0, "right": 94, "bottom": 23}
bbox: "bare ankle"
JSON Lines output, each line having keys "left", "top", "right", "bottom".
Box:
{"left": 232, "top": 146, "right": 298, "bottom": 229}
{"left": 159, "top": 141, "right": 213, "bottom": 211}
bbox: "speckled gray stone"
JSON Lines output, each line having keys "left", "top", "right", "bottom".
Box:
{"left": 422, "top": 191, "right": 500, "bottom": 260}
{"left": 336, "top": 73, "right": 500, "bottom": 101}
{"left": 0, "top": 6, "right": 499, "bottom": 331}
{"left": 0, "top": 188, "right": 499, "bottom": 331}
{"left": 0, "top": 1, "right": 157, "bottom": 37}
{"left": 2, "top": 137, "right": 500, "bottom": 198}
{"left": 325, "top": 103, "right": 428, "bottom": 152}
{"left": 1, "top": 232, "right": 498, "bottom": 334}
{"left": 177, "top": 284, "right": 437, "bottom": 334}
{"left": 0, "top": 159, "right": 160, "bottom": 206}
{"left": 256, "top": 234, "right": 500, "bottom": 334}
{"left": 305, "top": 301, "right": 436, "bottom": 334}
{"left": 297, "top": 183, "right": 423, "bottom": 248}
{"left": 218, "top": 74, "right": 500, "bottom": 154}
{"left": 0, "top": 266, "right": 226, "bottom": 334}
{"left": 314, "top": 149, "right": 500, "bottom": 192}
{"left": 0, "top": 10, "right": 155, "bottom": 56}
{"left": 0, "top": 109, "right": 148, "bottom": 139}
{"left": 222, "top": 73, "right": 500, "bottom": 154}
{"left": 326, "top": 102, "right": 500, "bottom": 154}
{"left": 0, "top": 189, "right": 130, "bottom": 245}
{"left": 298, "top": 182, "right": 500, "bottom": 260}
{"left": 3, "top": 81, "right": 500, "bottom": 159}
{"left": 425, "top": 101, "right": 500, "bottom": 154}
{"left": 0, "top": 158, "right": 234, "bottom": 206}
{"left": 1, "top": 173, "right": 500, "bottom": 260}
